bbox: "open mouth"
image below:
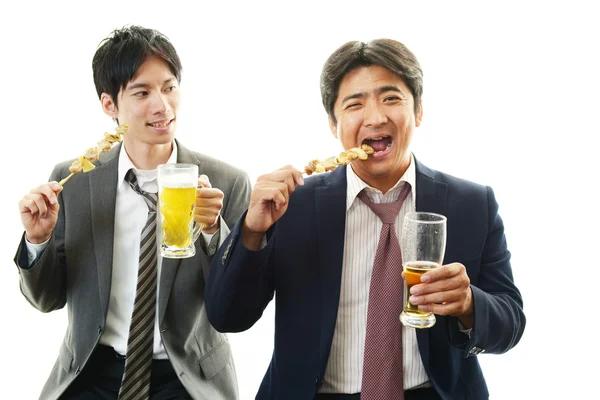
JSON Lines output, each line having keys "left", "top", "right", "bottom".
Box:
{"left": 362, "top": 135, "right": 392, "bottom": 156}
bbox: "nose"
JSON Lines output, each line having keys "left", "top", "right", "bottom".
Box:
{"left": 363, "top": 101, "right": 388, "bottom": 127}
{"left": 151, "top": 92, "right": 170, "bottom": 115}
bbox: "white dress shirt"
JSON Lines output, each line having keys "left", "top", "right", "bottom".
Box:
{"left": 319, "top": 155, "right": 430, "bottom": 393}
{"left": 26, "top": 142, "right": 216, "bottom": 359}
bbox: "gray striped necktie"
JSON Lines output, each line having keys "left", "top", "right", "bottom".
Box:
{"left": 119, "top": 169, "right": 158, "bottom": 400}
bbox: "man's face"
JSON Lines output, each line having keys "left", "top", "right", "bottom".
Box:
{"left": 103, "top": 55, "right": 180, "bottom": 148}
{"left": 330, "top": 65, "right": 422, "bottom": 193}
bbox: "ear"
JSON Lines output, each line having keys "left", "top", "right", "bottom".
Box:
{"left": 101, "top": 93, "right": 118, "bottom": 119}
{"left": 415, "top": 99, "right": 423, "bottom": 127}
{"left": 329, "top": 116, "right": 338, "bottom": 139}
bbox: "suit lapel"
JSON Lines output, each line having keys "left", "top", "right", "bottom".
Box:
{"left": 158, "top": 141, "right": 201, "bottom": 323}
{"left": 90, "top": 145, "right": 120, "bottom": 320}
{"left": 414, "top": 157, "right": 448, "bottom": 372}
{"left": 315, "top": 166, "right": 348, "bottom": 367}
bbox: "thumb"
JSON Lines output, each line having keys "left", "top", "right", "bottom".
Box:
{"left": 198, "top": 174, "right": 212, "bottom": 189}
{"left": 49, "top": 181, "right": 63, "bottom": 195}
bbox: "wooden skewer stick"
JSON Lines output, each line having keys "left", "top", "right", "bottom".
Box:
{"left": 58, "top": 173, "right": 75, "bottom": 187}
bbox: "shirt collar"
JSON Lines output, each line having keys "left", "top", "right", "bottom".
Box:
{"left": 346, "top": 153, "right": 416, "bottom": 210}
{"left": 117, "top": 141, "right": 178, "bottom": 189}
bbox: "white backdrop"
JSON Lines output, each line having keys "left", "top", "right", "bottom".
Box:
{"left": 1, "top": 1, "right": 598, "bottom": 399}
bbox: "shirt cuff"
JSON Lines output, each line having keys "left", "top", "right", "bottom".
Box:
{"left": 25, "top": 236, "right": 50, "bottom": 267}
{"left": 259, "top": 235, "right": 267, "bottom": 250}
{"left": 457, "top": 320, "right": 473, "bottom": 339}
{"left": 201, "top": 230, "right": 220, "bottom": 256}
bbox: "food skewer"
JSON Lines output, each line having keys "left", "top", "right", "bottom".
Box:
{"left": 303, "top": 144, "right": 374, "bottom": 176}
{"left": 58, "top": 124, "right": 129, "bottom": 186}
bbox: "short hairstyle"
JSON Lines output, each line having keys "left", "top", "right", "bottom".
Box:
{"left": 320, "top": 39, "right": 423, "bottom": 125}
{"left": 92, "top": 25, "right": 183, "bottom": 108}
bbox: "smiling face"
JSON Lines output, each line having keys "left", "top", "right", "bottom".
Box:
{"left": 101, "top": 55, "right": 180, "bottom": 150}
{"left": 330, "top": 65, "right": 422, "bottom": 193}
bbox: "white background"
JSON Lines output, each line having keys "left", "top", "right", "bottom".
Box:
{"left": 1, "top": 1, "right": 598, "bottom": 399}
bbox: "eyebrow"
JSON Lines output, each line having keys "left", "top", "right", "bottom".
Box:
{"left": 340, "top": 85, "right": 404, "bottom": 105}
{"left": 126, "top": 78, "right": 176, "bottom": 92}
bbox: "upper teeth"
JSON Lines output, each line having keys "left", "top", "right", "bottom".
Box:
{"left": 368, "top": 136, "right": 387, "bottom": 141}
{"left": 152, "top": 122, "right": 169, "bottom": 127}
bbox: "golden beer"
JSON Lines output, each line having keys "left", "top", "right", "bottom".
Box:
{"left": 159, "top": 186, "right": 196, "bottom": 248}
{"left": 403, "top": 261, "right": 439, "bottom": 316}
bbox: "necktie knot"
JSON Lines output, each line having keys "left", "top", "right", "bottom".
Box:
{"left": 125, "top": 169, "right": 157, "bottom": 213}
{"left": 358, "top": 183, "right": 411, "bottom": 224}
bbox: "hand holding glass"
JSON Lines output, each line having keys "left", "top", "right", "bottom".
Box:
{"left": 157, "top": 164, "right": 204, "bottom": 259}
{"left": 400, "top": 212, "right": 447, "bottom": 328}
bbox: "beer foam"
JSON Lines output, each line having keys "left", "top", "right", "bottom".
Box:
{"left": 159, "top": 175, "right": 197, "bottom": 188}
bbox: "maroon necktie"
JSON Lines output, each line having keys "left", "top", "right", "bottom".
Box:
{"left": 358, "top": 183, "right": 411, "bottom": 400}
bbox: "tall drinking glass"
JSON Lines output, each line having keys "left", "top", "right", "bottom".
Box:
{"left": 157, "top": 164, "right": 203, "bottom": 258}
{"left": 400, "top": 212, "right": 447, "bottom": 328}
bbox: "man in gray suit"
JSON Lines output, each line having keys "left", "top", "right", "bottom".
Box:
{"left": 15, "top": 25, "right": 251, "bottom": 399}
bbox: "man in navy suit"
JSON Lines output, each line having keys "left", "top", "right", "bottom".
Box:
{"left": 205, "top": 39, "right": 525, "bottom": 400}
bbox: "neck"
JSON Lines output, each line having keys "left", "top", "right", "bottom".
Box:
{"left": 357, "top": 153, "right": 412, "bottom": 194}
{"left": 124, "top": 139, "right": 174, "bottom": 170}
{"left": 352, "top": 166, "right": 408, "bottom": 195}
{"left": 366, "top": 177, "right": 400, "bottom": 195}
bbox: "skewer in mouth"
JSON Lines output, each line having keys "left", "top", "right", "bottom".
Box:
{"left": 303, "top": 144, "right": 375, "bottom": 176}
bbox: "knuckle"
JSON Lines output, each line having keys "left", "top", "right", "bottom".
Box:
{"left": 257, "top": 174, "right": 269, "bottom": 182}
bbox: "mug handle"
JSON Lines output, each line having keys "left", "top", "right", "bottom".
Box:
{"left": 191, "top": 184, "right": 205, "bottom": 243}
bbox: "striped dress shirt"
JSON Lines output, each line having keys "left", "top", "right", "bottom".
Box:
{"left": 319, "top": 155, "right": 430, "bottom": 393}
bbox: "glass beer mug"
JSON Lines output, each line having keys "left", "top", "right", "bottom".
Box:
{"left": 400, "top": 212, "right": 447, "bottom": 328}
{"left": 157, "top": 164, "right": 203, "bottom": 258}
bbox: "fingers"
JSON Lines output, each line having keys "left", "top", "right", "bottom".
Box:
{"left": 198, "top": 174, "right": 212, "bottom": 189}
{"left": 244, "top": 166, "right": 304, "bottom": 235}
{"left": 408, "top": 263, "right": 472, "bottom": 317}
{"left": 413, "top": 287, "right": 473, "bottom": 318}
{"left": 410, "top": 263, "right": 469, "bottom": 296}
{"left": 194, "top": 208, "right": 220, "bottom": 227}
{"left": 257, "top": 165, "right": 304, "bottom": 197}
{"left": 19, "top": 183, "right": 63, "bottom": 217}
{"left": 196, "top": 187, "right": 223, "bottom": 201}
{"left": 195, "top": 187, "right": 223, "bottom": 231}
{"left": 254, "top": 181, "right": 292, "bottom": 209}
{"left": 409, "top": 289, "right": 464, "bottom": 308}
{"left": 19, "top": 198, "right": 40, "bottom": 215}
{"left": 419, "top": 262, "right": 464, "bottom": 283}
{"left": 273, "top": 165, "right": 305, "bottom": 186}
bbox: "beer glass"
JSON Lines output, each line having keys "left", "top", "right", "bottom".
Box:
{"left": 157, "top": 164, "right": 203, "bottom": 258}
{"left": 400, "top": 212, "right": 447, "bottom": 328}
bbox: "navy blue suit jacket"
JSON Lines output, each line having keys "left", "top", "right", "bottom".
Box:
{"left": 206, "top": 159, "right": 525, "bottom": 400}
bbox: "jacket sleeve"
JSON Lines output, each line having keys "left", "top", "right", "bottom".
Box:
{"left": 205, "top": 213, "right": 276, "bottom": 333}
{"left": 199, "top": 170, "right": 253, "bottom": 281}
{"left": 13, "top": 166, "right": 67, "bottom": 313}
{"left": 447, "top": 186, "right": 526, "bottom": 358}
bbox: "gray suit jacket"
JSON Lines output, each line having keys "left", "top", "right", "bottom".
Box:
{"left": 14, "top": 140, "right": 252, "bottom": 400}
